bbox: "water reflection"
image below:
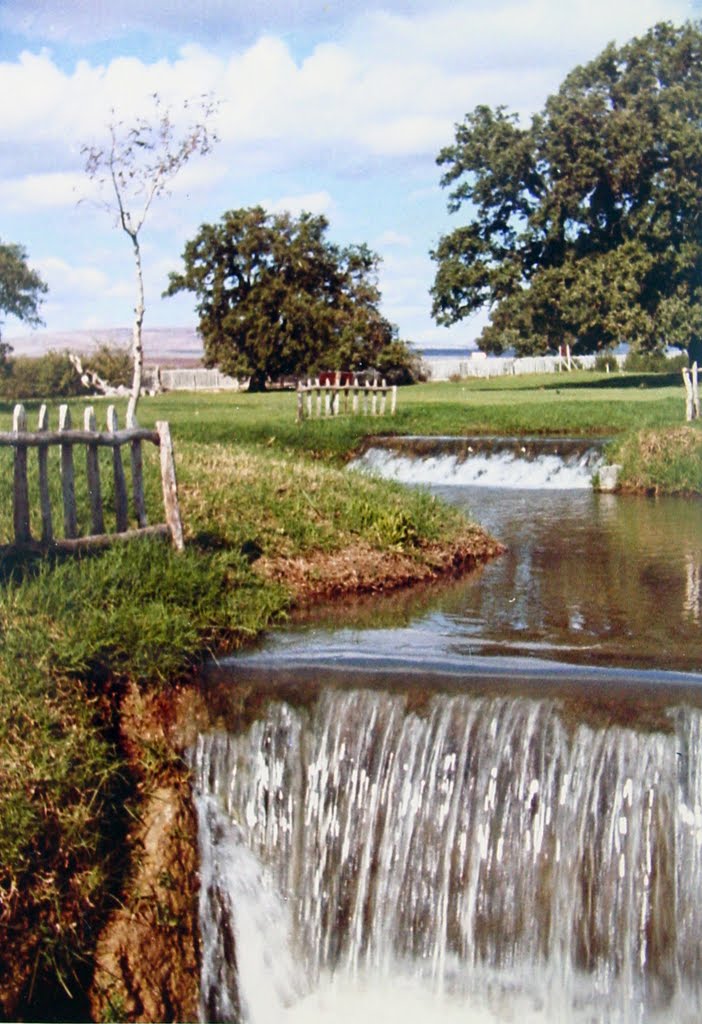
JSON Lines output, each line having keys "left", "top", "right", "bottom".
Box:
{"left": 252, "top": 486, "right": 702, "bottom": 674}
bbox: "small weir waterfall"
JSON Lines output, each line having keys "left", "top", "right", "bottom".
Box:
{"left": 192, "top": 437, "right": 702, "bottom": 1023}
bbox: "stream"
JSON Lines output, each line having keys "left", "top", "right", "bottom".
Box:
{"left": 191, "top": 437, "right": 702, "bottom": 1023}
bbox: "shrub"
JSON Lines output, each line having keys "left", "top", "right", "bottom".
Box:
{"left": 374, "top": 340, "right": 427, "bottom": 385}
{"left": 624, "top": 349, "right": 688, "bottom": 374}
{"left": 83, "top": 341, "right": 132, "bottom": 389}
{"left": 594, "top": 352, "right": 619, "bottom": 372}
{"left": 0, "top": 351, "right": 83, "bottom": 400}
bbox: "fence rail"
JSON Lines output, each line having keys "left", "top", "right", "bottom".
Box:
{"left": 1, "top": 403, "right": 183, "bottom": 552}
{"left": 296, "top": 377, "right": 397, "bottom": 423}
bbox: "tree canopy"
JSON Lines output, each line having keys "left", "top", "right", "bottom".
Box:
{"left": 431, "top": 21, "right": 702, "bottom": 358}
{"left": 0, "top": 241, "right": 47, "bottom": 361}
{"left": 165, "top": 206, "right": 407, "bottom": 388}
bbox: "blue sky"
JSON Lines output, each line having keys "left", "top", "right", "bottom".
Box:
{"left": 0, "top": 0, "right": 693, "bottom": 355}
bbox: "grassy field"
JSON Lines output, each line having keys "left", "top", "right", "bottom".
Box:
{"left": 0, "top": 368, "right": 699, "bottom": 1016}
{"left": 125, "top": 370, "right": 691, "bottom": 455}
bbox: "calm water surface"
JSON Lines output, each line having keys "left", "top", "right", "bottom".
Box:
{"left": 238, "top": 481, "right": 702, "bottom": 676}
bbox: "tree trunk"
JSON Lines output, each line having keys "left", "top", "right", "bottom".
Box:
{"left": 247, "top": 370, "right": 268, "bottom": 392}
{"left": 127, "top": 232, "right": 145, "bottom": 426}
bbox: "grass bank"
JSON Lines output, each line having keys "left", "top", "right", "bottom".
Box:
{"left": 0, "top": 434, "right": 500, "bottom": 1017}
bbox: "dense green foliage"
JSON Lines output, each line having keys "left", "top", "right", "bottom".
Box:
{"left": 612, "top": 426, "right": 702, "bottom": 494}
{"left": 0, "top": 351, "right": 83, "bottom": 400}
{"left": 431, "top": 22, "right": 702, "bottom": 359}
{"left": 0, "top": 240, "right": 48, "bottom": 362}
{"left": 0, "top": 343, "right": 133, "bottom": 400}
{"left": 165, "top": 206, "right": 417, "bottom": 388}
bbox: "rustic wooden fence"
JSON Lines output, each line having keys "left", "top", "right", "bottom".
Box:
{"left": 1, "top": 403, "right": 183, "bottom": 553}
{"left": 296, "top": 377, "right": 397, "bottom": 423}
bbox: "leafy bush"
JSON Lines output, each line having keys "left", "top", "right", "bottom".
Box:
{"left": 624, "top": 350, "right": 688, "bottom": 374}
{"left": 594, "top": 352, "right": 619, "bottom": 372}
{"left": 0, "top": 351, "right": 83, "bottom": 400}
{"left": 83, "top": 341, "right": 132, "bottom": 388}
{"left": 374, "top": 340, "right": 427, "bottom": 385}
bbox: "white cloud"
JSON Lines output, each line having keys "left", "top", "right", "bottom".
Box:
{"left": 0, "top": 0, "right": 691, "bottom": 194}
{"left": 0, "top": 171, "right": 103, "bottom": 211}
{"left": 264, "top": 191, "right": 335, "bottom": 216}
{"left": 36, "top": 256, "right": 111, "bottom": 295}
{"left": 0, "top": 0, "right": 692, "bottom": 342}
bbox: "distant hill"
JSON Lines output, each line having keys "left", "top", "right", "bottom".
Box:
{"left": 5, "top": 327, "right": 205, "bottom": 367}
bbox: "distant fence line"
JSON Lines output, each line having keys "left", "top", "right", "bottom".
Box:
{"left": 0, "top": 403, "right": 183, "bottom": 553}
{"left": 143, "top": 354, "right": 630, "bottom": 392}
{"left": 148, "top": 367, "right": 242, "bottom": 391}
{"left": 423, "top": 353, "right": 627, "bottom": 380}
{"left": 296, "top": 378, "right": 397, "bottom": 423}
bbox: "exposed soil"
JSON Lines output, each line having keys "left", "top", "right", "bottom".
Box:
{"left": 255, "top": 528, "right": 505, "bottom": 604}
{"left": 89, "top": 684, "right": 208, "bottom": 1024}
{"left": 88, "top": 527, "right": 504, "bottom": 1022}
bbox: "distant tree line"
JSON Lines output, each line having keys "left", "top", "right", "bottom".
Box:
{"left": 0, "top": 343, "right": 132, "bottom": 401}
{"left": 4, "top": 22, "right": 702, "bottom": 389}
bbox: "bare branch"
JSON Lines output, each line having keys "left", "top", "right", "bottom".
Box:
{"left": 80, "top": 91, "right": 220, "bottom": 419}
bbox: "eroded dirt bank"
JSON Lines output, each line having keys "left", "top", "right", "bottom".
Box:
{"left": 89, "top": 529, "right": 504, "bottom": 1022}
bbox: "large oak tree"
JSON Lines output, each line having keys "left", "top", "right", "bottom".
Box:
{"left": 165, "top": 206, "right": 403, "bottom": 389}
{"left": 431, "top": 21, "right": 702, "bottom": 359}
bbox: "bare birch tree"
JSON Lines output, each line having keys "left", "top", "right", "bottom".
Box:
{"left": 82, "top": 93, "right": 219, "bottom": 423}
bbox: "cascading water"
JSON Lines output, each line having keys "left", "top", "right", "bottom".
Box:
{"left": 192, "top": 687, "right": 702, "bottom": 1023}
{"left": 350, "top": 436, "right": 607, "bottom": 490}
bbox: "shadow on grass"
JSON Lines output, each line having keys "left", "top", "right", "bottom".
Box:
{"left": 541, "top": 372, "right": 684, "bottom": 391}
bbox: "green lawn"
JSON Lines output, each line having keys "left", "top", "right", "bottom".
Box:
{"left": 2, "top": 370, "right": 688, "bottom": 460}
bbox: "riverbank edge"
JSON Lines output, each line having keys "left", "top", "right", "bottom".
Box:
{"left": 87, "top": 525, "right": 505, "bottom": 1023}
{"left": 0, "top": 436, "right": 503, "bottom": 1021}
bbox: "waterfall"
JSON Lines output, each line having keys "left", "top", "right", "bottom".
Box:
{"left": 191, "top": 689, "right": 702, "bottom": 1023}
{"left": 350, "top": 437, "right": 606, "bottom": 489}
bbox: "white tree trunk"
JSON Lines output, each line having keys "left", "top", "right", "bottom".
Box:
{"left": 128, "top": 233, "right": 145, "bottom": 426}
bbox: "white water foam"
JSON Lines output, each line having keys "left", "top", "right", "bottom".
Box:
{"left": 351, "top": 448, "right": 603, "bottom": 489}
{"left": 193, "top": 692, "right": 702, "bottom": 1023}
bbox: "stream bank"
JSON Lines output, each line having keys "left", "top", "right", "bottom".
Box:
{"left": 86, "top": 526, "right": 503, "bottom": 1023}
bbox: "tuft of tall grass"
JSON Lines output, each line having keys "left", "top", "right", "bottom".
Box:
{"left": 612, "top": 426, "right": 702, "bottom": 495}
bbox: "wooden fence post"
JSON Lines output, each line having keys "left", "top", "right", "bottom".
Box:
{"left": 391, "top": 385, "right": 397, "bottom": 415}
{"left": 84, "top": 406, "right": 105, "bottom": 536}
{"left": 12, "top": 404, "right": 30, "bottom": 544}
{"left": 296, "top": 385, "right": 304, "bottom": 424}
{"left": 107, "top": 405, "right": 129, "bottom": 532}
{"left": 59, "top": 404, "right": 78, "bottom": 539}
{"left": 683, "top": 363, "right": 700, "bottom": 421}
{"left": 156, "top": 420, "right": 184, "bottom": 551}
{"left": 126, "top": 408, "right": 148, "bottom": 527}
{"left": 37, "top": 405, "right": 53, "bottom": 544}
